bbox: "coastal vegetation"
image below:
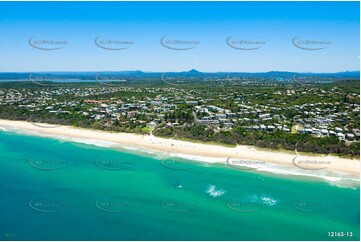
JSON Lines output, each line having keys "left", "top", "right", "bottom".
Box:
{"left": 0, "top": 78, "right": 359, "bottom": 157}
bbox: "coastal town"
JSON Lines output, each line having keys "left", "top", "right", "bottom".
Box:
{"left": 0, "top": 77, "right": 359, "bottom": 157}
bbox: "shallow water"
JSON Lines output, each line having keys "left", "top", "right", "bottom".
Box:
{"left": 0, "top": 130, "right": 359, "bottom": 240}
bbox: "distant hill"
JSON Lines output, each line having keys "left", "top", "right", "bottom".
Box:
{"left": 0, "top": 70, "right": 359, "bottom": 81}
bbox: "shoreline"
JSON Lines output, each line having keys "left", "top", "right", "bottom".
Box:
{"left": 0, "top": 119, "right": 359, "bottom": 180}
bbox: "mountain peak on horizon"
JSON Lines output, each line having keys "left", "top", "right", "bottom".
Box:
{"left": 187, "top": 69, "right": 201, "bottom": 73}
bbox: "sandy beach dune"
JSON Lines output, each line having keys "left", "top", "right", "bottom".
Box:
{"left": 0, "top": 119, "right": 359, "bottom": 177}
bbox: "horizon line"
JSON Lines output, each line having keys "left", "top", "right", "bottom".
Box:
{"left": 0, "top": 70, "right": 360, "bottom": 74}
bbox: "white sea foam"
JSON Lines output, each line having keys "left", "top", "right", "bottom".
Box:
{"left": 122, "top": 146, "right": 138, "bottom": 151}
{"left": 0, "top": 126, "right": 41, "bottom": 137}
{"left": 167, "top": 153, "right": 224, "bottom": 163}
{"left": 206, "top": 185, "right": 226, "bottom": 198}
{"left": 256, "top": 163, "right": 360, "bottom": 185}
{"left": 69, "top": 137, "right": 118, "bottom": 148}
{"left": 0, "top": 126, "right": 119, "bottom": 148}
{"left": 169, "top": 152, "right": 359, "bottom": 188}
{"left": 248, "top": 194, "right": 279, "bottom": 206}
{"left": 0, "top": 125, "right": 358, "bottom": 188}
{"left": 0, "top": 126, "right": 10, "bottom": 132}
{"left": 261, "top": 197, "right": 278, "bottom": 206}
{"left": 145, "top": 150, "right": 156, "bottom": 154}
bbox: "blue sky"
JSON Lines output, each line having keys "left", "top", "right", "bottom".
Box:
{"left": 0, "top": 1, "right": 359, "bottom": 72}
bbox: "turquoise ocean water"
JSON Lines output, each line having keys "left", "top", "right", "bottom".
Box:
{"left": 0, "top": 129, "right": 359, "bottom": 241}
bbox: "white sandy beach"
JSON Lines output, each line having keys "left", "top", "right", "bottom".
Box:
{"left": 0, "top": 119, "right": 359, "bottom": 177}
